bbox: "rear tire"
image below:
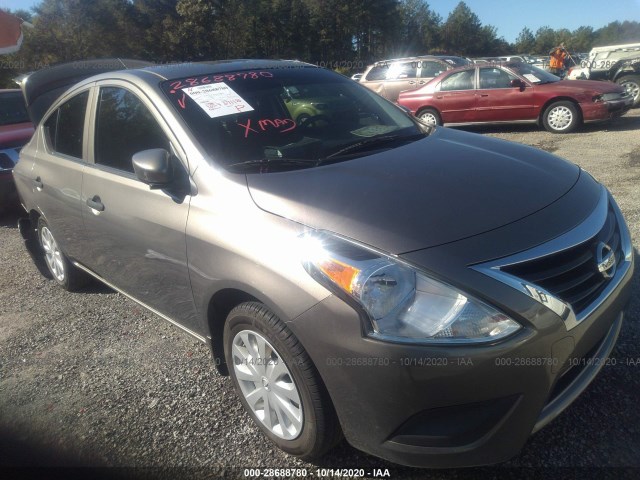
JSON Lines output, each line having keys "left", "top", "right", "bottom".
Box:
{"left": 224, "top": 302, "right": 341, "bottom": 460}
{"left": 542, "top": 101, "right": 580, "bottom": 133}
{"left": 38, "top": 218, "right": 90, "bottom": 291}
{"left": 616, "top": 74, "right": 640, "bottom": 107}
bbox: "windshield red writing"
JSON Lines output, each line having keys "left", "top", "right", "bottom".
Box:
{"left": 238, "top": 118, "right": 296, "bottom": 138}
{"left": 169, "top": 71, "right": 274, "bottom": 93}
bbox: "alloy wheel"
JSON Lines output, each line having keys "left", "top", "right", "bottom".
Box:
{"left": 419, "top": 111, "right": 438, "bottom": 126}
{"left": 231, "top": 329, "right": 303, "bottom": 440}
{"left": 40, "top": 226, "right": 66, "bottom": 282}
{"left": 547, "top": 106, "right": 573, "bottom": 131}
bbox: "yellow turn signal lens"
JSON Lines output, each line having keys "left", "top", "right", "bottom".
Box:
{"left": 318, "top": 258, "right": 360, "bottom": 294}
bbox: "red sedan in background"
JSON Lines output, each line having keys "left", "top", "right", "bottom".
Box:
{"left": 1, "top": 89, "right": 34, "bottom": 213}
{"left": 398, "top": 62, "right": 633, "bottom": 133}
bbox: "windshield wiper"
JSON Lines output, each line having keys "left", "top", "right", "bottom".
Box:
{"left": 321, "top": 133, "right": 426, "bottom": 161}
{"left": 226, "top": 157, "right": 317, "bottom": 171}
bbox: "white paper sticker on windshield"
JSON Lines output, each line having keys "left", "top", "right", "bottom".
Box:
{"left": 183, "top": 83, "right": 254, "bottom": 118}
{"left": 523, "top": 74, "right": 540, "bottom": 83}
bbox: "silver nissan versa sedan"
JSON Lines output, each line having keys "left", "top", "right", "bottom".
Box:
{"left": 13, "top": 59, "right": 634, "bottom": 468}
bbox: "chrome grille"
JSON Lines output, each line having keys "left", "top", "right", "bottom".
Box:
{"left": 502, "top": 205, "right": 623, "bottom": 314}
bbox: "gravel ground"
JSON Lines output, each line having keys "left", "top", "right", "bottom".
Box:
{"left": 1, "top": 110, "right": 639, "bottom": 480}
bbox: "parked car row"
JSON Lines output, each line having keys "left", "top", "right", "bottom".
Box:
{"left": 352, "top": 54, "right": 632, "bottom": 133}
{"left": 397, "top": 62, "right": 632, "bottom": 133}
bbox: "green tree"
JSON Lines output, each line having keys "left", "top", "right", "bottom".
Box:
{"left": 397, "top": 0, "right": 441, "bottom": 56}
{"left": 533, "top": 26, "right": 559, "bottom": 53}
{"left": 131, "top": 0, "right": 182, "bottom": 61}
{"left": 568, "top": 26, "right": 594, "bottom": 53}
{"left": 10, "top": 0, "right": 139, "bottom": 68}
{"left": 440, "top": 1, "right": 500, "bottom": 55}
{"left": 593, "top": 20, "right": 640, "bottom": 46}
{"left": 515, "top": 27, "right": 535, "bottom": 53}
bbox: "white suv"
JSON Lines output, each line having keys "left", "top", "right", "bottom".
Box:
{"left": 567, "top": 43, "right": 640, "bottom": 106}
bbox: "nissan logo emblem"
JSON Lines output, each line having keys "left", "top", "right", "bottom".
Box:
{"left": 596, "top": 242, "right": 616, "bottom": 279}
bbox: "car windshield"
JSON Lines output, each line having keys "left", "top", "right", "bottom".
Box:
{"left": 506, "top": 63, "right": 559, "bottom": 84}
{"left": 0, "top": 91, "right": 30, "bottom": 127}
{"left": 161, "top": 67, "right": 425, "bottom": 173}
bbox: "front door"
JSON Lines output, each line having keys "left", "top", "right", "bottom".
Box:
{"left": 475, "top": 67, "right": 535, "bottom": 122}
{"left": 80, "top": 84, "right": 200, "bottom": 333}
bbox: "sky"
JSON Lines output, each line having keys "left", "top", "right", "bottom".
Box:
{"left": 1, "top": 0, "right": 639, "bottom": 43}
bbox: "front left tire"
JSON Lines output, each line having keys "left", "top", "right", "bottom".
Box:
{"left": 542, "top": 101, "right": 580, "bottom": 133}
{"left": 223, "top": 302, "right": 341, "bottom": 459}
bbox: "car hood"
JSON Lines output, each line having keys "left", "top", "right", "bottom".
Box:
{"left": 246, "top": 127, "right": 580, "bottom": 254}
{"left": 540, "top": 79, "right": 623, "bottom": 93}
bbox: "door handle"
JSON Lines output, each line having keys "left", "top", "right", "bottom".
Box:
{"left": 480, "top": 94, "right": 489, "bottom": 97}
{"left": 86, "top": 196, "right": 105, "bottom": 212}
{"left": 418, "top": 81, "right": 426, "bottom": 85}
{"left": 33, "top": 177, "right": 43, "bottom": 189}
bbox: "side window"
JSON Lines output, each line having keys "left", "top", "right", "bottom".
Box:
{"left": 44, "top": 91, "right": 89, "bottom": 159}
{"left": 364, "top": 65, "right": 388, "bottom": 81}
{"left": 386, "top": 62, "right": 417, "bottom": 80}
{"left": 479, "top": 68, "right": 518, "bottom": 89}
{"left": 440, "top": 70, "right": 475, "bottom": 91}
{"left": 420, "top": 61, "right": 446, "bottom": 78}
{"left": 94, "top": 87, "right": 170, "bottom": 174}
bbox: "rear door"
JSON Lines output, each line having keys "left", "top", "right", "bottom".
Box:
{"left": 80, "top": 82, "right": 200, "bottom": 332}
{"left": 28, "top": 88, "right": 92, "bottom": 259}
{"left": 382, "top": 61, "right": 420, "bottom": 101}
{"left": 433, "top": 69, "right": 477, "bottom": 123}
{"left": 475, "top": 67, "right": 535, "bottom": 122}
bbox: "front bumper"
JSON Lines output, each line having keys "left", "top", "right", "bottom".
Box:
{"left": 289, "top": 262, "right": 631, "bottom": 468}
{"left": 287, "top": 181, "right": 634, "bottom": 468}
{"left": 581, "top": 97, "right": 633, "bottom": 122}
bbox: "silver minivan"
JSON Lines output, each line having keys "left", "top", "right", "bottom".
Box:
{"left": 360, "top": 56, "right": 468, "bottom": 101}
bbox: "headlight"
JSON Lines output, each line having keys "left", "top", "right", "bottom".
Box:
{"left": 300, "top": 231, "right": 521, "bottom": 343}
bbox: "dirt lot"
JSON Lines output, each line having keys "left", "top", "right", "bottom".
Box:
{"left": 1, "top": 110, "right": 639, "bottom": 479}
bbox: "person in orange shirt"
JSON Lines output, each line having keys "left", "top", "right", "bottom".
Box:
{"left": 549, "top": 43, "right": 568, "bottom": 77}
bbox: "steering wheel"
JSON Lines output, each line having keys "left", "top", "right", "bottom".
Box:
{"left": 297, "top": 114, "right": 328, "bottom": 128}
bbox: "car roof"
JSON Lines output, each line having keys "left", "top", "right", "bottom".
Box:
{"left": 431, "top": 62, "right": 522, "bottom": 76}
{"left": 135, "top": 59, "right": 317, "bottom": 81}
{"left": 371, "top": 55, "right": 446, "bottom": 65}
{"left": 17, "top": 58, "right": 318, "bottom": 124}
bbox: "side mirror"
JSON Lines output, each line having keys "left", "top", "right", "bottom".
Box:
{"left": 510, "top": 79, "right": 526, "bottom": 90}
{"left": 132, "top": 148, "right": 173, "bottom": 189}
